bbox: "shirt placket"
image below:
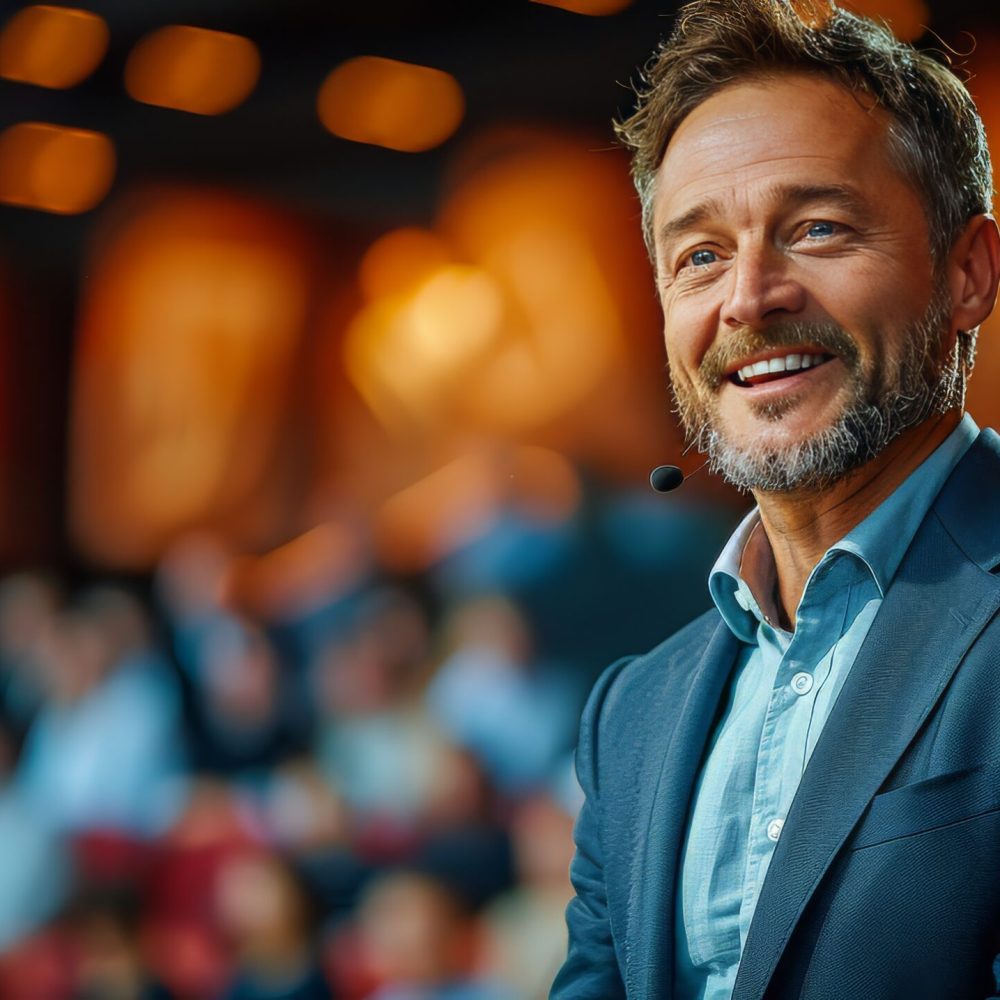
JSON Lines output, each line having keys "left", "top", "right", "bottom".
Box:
{"left": 737, "top": 620, "right": 793, "bottom": 945}
{"left": 737, "top": 570, "right": 847, "bottom": 945}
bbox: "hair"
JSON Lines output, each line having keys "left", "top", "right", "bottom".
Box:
{"left": 615, "top": 0, "right": 994, "bottom": 371}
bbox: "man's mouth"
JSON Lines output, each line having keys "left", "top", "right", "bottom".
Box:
{"left": 729, "top": 351, "right": 835, "bottom": 388}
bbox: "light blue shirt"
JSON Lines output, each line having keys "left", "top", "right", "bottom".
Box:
{"left": 674, "top": 414, "right": 979, "bottom": 1000}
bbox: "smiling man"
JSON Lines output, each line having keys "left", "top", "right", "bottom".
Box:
{"left": 551, "top": 2, "right": 1000, "bottom": 999}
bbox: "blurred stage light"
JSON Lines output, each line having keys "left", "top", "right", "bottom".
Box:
{"left": 70, "top": 192, "right": 309, "bottom": 568}
{"left": 840, "top": 0, "right": 929, "bottom": 40}
{"left": 344, "top": 134, "right": 642, "bottom": 438}
{"left": 317, "top": 56, "right": 464, "bottom": 152}
{"left": 125, "top": 25, "right": 260, "bottom": 115}
{"left": 435, "top": 137, "right": 628, "bottom": 433}
{"left": 0, "top": 5, "right": 109, "bottom": 89}
{"left": 344, "top": 262, "right": 504, "bottom": 429}
{"left": 409, "top": 265, "right": 504, "bottom": 365}
{"left": 0, "top": 122, "right": 115, "bottom": 214}
{"left": 530, "top": 0, "right": 633, "bottom": 13}
{"left": 359, "top": 227, "right": 452, "bottom": 302}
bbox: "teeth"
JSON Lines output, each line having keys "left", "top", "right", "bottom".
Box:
{"left": 736, "top": 352, "right": 829, "bottom": 383}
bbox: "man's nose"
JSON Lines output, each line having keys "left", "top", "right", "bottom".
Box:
{"left": 720, "top": 244, "right": 807, "bottom": 329}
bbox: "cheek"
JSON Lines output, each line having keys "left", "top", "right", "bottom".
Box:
{"left": 662, "top": 288, "right": 719, "bottom": 360}
{"left": 663, "top": 317, "right": 709, "bottom": 390}
{"left": 661, "top": 334, "right": 687, "bottom": 383}
{"left": 663, "top": 346, "right": 705, "bottom": 406}
{"left": 809, "top": 260, "right": 913, "bottom": 331}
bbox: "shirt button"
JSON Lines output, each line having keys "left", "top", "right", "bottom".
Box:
{"left": 791, "top": 671, "right": 814, "bottom": 696}
{"left": 766, "top": 818, "right": 784, "bottom": 842}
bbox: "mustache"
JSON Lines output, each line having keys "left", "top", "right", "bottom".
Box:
{"left": 699, "top": 322, "right": 861, "bottom": 389}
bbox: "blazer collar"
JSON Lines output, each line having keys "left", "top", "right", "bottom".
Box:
{"left": 933, "top": 427, "right": 1000, "bottom": 573}
{"left": 733, "top": 428, "right": 1000, "bottom": 1000}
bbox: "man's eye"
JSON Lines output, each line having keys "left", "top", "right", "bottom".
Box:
{"left": 805, "top": 221, "right": 836, "bottom": 239}
{"left": 688, "top": 248, "right": 718, "bottom": 267}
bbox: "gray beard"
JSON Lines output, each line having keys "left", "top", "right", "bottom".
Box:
{"left": 672, "top": 285, "right": 964, "bottom": 494}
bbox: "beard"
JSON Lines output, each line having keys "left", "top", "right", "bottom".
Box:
{"left": 671, "top": 282, "right": 965, "bottom": 493}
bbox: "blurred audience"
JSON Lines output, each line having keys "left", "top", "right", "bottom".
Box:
{"left": 426, "top": 596, "right": 581, "bottom": 796}
{"left": 214, "top": 852, "right": 331, "bottom": 1000}
{"left": 18, "top": 586, "right": 185, "bottom": 837}
{"left": 478, "top": 796, "right": 575, "bottom": 1000}
{"left": 409, "top": 745, "right": 514, "bottom": 912}
{"left": 0, "top": 571, "right": 62, "bottom": 742}
{"left": 155, "top": 532, "right": 236, "bottom": 680}
{"left": 310, "top": 589, "right": 445, "bottom": 836}
{"left": 0, "top": 479, "right": 730, "bottom": 999}
{"left": 350, "top": 872, "right": 509, "bottom": 1000}
{"left": 0, "top": 715, "right": 71, "bottom": 950}
{"left": 64, "top": 886, "right": 173, "bottom": 1000}
{"left": 184, "top": 616, "right": 305, "bottom": 778}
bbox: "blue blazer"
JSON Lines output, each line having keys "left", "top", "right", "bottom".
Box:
{"left": 552, "top": 429, "right": 1000, "bottom": 1000}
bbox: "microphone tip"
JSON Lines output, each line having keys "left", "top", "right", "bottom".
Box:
{"left": 649, "top": 464, "right": 685, "bottom": 493}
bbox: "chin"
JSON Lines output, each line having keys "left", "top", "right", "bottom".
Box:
{"left": 702, "top": 415, "right": 873, "bottom": 494}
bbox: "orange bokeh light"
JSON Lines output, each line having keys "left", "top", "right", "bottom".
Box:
{"left": 0, "top": 122, "right": 115, "bottom": 214}
{"left": 344, "top": 261, "right": 506, "bottom": 429}
{"left": 342, "top": 132, "right": 658, "bottom": 443}
{"left": 317, "top": 56, "right": 464, "bottom": 153}
{"left": 70, "top": 192, "right": 310, "bottom": 567}
{"left": 359, "top": 228, "right": 453, "bottom": 302}
{"left": 435, "top": 138, "right": 628, "bottom": 433}
{"left": 840, "top": 0, "right": 929, "bottom": 41}
{"left": 125, "top": 25, "right": 260, "bottom": 116}
{"left": 530, "top": 0, "right": 633, "bottom": 14}
{"left": 0, "top": 5, "right": 109, "bottom": 89}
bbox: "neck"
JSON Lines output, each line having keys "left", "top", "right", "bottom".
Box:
{"left": 753, "top": 409, "right": 962, "bottom": 628}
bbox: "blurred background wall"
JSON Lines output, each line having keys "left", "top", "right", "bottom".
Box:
{"left": 0, "top": 1, "right": 996, "bottom": 997}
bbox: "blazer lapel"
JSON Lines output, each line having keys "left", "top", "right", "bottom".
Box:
{"left": 733, "top": 447, "right": 1000, "bottom": 1000}
{"left": 626, "top": 617, "right": 741, "bottom": 999}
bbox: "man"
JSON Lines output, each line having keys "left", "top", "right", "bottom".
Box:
{"left": 551, "top": 1, "right": 1000, "bottom": 998}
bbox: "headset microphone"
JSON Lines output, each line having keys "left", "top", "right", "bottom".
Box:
{"left": 649, "top": 464, "right": 685, "bottom": 493}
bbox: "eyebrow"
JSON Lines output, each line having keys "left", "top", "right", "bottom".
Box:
{"left": 656, "top": 183, "right": 871, "bottom": 252}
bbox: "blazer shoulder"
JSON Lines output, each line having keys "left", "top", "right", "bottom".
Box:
{"left": 578, "top": 607, "right": 723, "bottom": 778}
{"left": 595, "top": 605, "right": 723, "bottom": 708}
{"left": 933, "top": 427, "right": 1000, "bottom": 573}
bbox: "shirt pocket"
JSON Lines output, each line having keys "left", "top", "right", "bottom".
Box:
{"left": 851, "top": 760, "right": 1000, "bottom": 850}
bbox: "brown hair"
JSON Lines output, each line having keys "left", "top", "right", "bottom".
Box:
{"left": 615, "top": 0, "right": 993, "bottom": 267}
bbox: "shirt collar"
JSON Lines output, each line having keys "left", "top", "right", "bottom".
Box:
{"left": 709, "top": 506, "right": 765, "bottom": 643}
{"left": 709, "top": 413, "right": 980, "bottom": 641}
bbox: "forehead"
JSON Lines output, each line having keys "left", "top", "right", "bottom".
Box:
{"left": 652, "top": 73, "right": 913, "bottom": 236}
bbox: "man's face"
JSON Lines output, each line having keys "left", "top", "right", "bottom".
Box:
{"left": 652, "top": 73, "right": 959, "bottom": 492}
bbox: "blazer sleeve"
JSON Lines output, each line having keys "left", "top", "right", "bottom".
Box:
{"left": 550, "top": 658, "right": 632, "bottom": 1000}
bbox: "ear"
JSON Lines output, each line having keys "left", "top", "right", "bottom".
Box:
{"left": 947, "top": 214, "right": 1000, "bottom": 333}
